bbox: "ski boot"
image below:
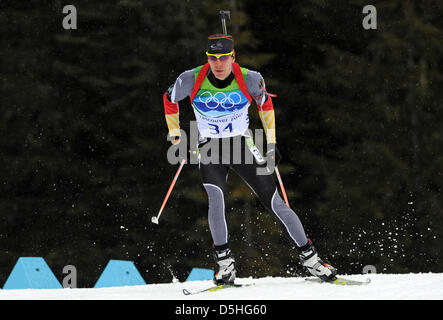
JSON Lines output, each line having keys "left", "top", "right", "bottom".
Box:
{"left": 213, "top": 248, "right": 236, "bottom": 285}
{"left": 300, "top": 243, "right": 337, "bottom": 282}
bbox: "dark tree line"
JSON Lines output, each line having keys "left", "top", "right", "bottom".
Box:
{"left": 1, "top": 0, "right": 442, "bottom": 287}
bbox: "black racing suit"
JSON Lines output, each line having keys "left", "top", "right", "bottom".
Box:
{"left": 164, "top": 66, "right": 310, "bottom": 252}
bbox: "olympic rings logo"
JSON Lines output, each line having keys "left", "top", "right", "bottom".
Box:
{"left": 198, "top": 91, "right": 244, "bottom": 110}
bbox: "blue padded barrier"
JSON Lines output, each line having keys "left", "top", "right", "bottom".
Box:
{"left": 3, "top": 257, "right": 62, "bottom": 289}
{"left": 94, "top": 260, "right": 146, "bottom": 288}
{"left": 186, "top": 267, "right": 214, "bottom": 281}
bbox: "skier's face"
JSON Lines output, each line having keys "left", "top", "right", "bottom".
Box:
{"left": 208, "top": 54, "right": 235, "bottom": 80}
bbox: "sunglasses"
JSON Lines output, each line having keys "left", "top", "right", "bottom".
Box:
{"left": 206, "top": 50, "right": 234, "bottom": 62}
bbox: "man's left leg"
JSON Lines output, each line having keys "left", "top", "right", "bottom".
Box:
{"left": 231, "top": 162, "right": 337, "bottom": 281}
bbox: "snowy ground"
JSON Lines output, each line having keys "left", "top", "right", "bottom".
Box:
{"left": 0, "top": 273, "right": 442, "bottom": 300}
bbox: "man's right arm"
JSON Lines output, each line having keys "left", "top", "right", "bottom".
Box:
{"left": 163, "top": 69, "right": 195, "bottom": 140}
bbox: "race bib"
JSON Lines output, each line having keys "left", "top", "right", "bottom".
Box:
{"left": 192, "top": 89, "right": 251, "bottom": 138}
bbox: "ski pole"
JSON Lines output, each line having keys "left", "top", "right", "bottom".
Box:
{"left": 275, "top": 166, "right": 290, "bottom": 207}
{"left": 151, "top": 158, "right": 186, "bottom": 224}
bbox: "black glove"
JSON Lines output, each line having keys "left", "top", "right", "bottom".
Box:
{"left": 266, "top": 143, "right": 282, "bottom": 168}
{"left": 168, "top": 136, "right": 190, "bottom": 163}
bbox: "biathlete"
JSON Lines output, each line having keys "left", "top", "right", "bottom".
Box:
{"left": 163, "top": 34, "right": 337, "bottom": 284}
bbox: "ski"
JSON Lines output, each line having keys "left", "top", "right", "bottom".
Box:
{"left": 305, "top": 276, "right": 371, "bottom": 286}
{"left": 183, "top": 283, "right": 254, "bottom": 296}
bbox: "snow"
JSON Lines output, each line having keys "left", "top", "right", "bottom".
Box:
{"left": 0, "top": 273, "right": 442, "bottom": 300}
